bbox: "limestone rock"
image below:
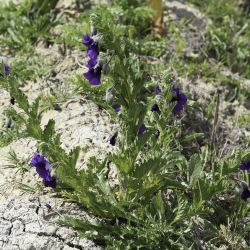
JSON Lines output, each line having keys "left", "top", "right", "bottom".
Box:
{"left": 164, "top": 0, "right": 209, "bottom": 30}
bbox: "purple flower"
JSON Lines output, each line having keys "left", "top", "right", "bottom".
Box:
{"left": 138, "top": 123, "right": 146, "bottom": 134}
{"left": 114, "top": 106, "right": 121, "bottom": 113}
{"left": 0, "top": 64, "right": 10, "bottom": 77}
{"left": 87, "top": 44, "right": 99, "bottom": 61}
{"left": 241, "top": 189, "right": 250, "bottom": 201}
{"left": 82, "top": 34, "right": 94, "bottom": 47}
{"left": 168, "top": 79, "right": 173, "bottom": 84}
{"left": 155, "top": 85, "right": 161, "bottom": 95}
{"left": 30, "top": 153, "right": 51, "bottom": 181}
{"left": 4, "top": 65, "right": 10, "bottom": 76}
{"left": 30, "top": 153, "right": 56, "bottom": 188}
{"left": 84, "top": 66, "right": 102, "bottom": 85}
{"left": 170, "top": 87, "right": 187, "bottom": 113}
{"left": 83, "top": 33, "right": 102, "bottom": 85}
{"left": 86, "top": 58, "right": 97, "bottom": 68}
{"left": 239, "top": 160, "right": 250, "bottom": 172}
{"left": 151, "top": 104, "right": 160, "bottom": 114}
{"left": 82, "top": 34, "right": 99, "bottom": 61}
{"left": 43, "top": 178, "right": 56, "bottom": 188}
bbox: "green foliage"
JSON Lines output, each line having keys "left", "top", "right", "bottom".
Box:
{"left": 54, "top": 13, "right": 89, "bottom": 48}
{"left": 2, "top": 148, "right": 29, "bottom": 174}
{"left": 237, "top": 114, "right": 250, "bottom": 128}
{"left": 71, "top": 74, "right": 111, "bottom": 110}
{"left": 59, "top": 212, "right": 193, "bottom": 249}
{"left": 0, "top": 107, "right": 26, "bottom": 147}
{"left": 188, "top": 0, "right": 250, "bottom": 79}
{"left": 0, "top": 0, "right": 59, "bottom": 54}
{"left": 12, "top": 55, "right": 52, "bottom": 83}
{"left": 29, "top": 0, "right": 59, "bottom": 16}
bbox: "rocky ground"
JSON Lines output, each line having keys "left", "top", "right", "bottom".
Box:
{"left": 165, "top": 0, "right": 249, "bottom": 156}
{"left": 0, "top": 0, "right": 249, "bottom": 249}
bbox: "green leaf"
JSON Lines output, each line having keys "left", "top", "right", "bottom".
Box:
{"left": 162, "top": 176, "right": 187, "bottom": 191}
{"left": 35, "top": 0, "right": 59, "bottom": 15}
{"left": 188, "top": 147, "right": 208, "bottom": 187}
{"left": 65, "top": 146, "right": 81, "bottom": 171}
{"left": 26, "top": 117, "right": 42, "bottom": 140}
{"left": 181, "top": 132, "right": 204, "bottom": 142}
{"left": 151, "top": 191, "right": 165, "bottom": 221}
{"left": 42, "top": 119, "right": 56, "bottom": 141}
{"left": 12, "top": 89, "right": 30, "bottom": 113}
{"left": 29, "top": 97, "right": 40, "bottom": 118}
{"left": 17, "top": 182, "right": 36, "bottom": 193}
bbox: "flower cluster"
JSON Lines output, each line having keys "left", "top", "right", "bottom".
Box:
{"left": 30, "top": 153, "right": 56, "bottom": 188}
{"left": 82, "top": 34, "right": 102, "bottom": 85}
{"left": 109, "top": 83, "right": 187, "bottom": 146}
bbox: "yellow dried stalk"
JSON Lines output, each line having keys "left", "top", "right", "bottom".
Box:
{"left": 148, "top": 0, "right": 164, "bottom": 36}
